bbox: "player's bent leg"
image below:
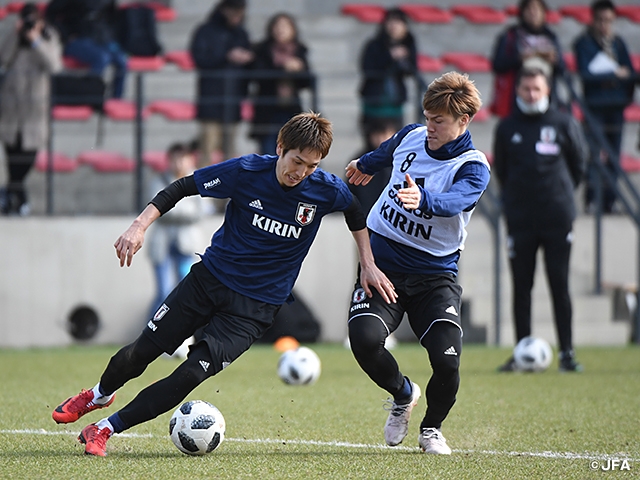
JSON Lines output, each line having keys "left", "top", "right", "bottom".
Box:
{"left": 418, "top": 321, "right": 461, "bottom": 454}
{"left": 114, "top": 342, "right": 215, "bottom": 433}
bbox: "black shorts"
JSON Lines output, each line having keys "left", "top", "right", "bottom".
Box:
{"left": 143, "top": 262, "right": 280, "bottom": 372}
{"left": 348, "top": 270, "right": 463, "bottom": 342}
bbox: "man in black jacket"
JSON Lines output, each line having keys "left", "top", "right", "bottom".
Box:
{"left": 493, "top": 67, "right": 587, "bottom": 372}
{"left": 189, "top": 0, "right": 253, "bottom": 168}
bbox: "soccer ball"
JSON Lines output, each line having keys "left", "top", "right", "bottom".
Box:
{"left": 277, "top": 346, "right": 321, "bottom": 385}
{"left": 169, "top": 400, "right": 225, "bottom": 455}
{"left": 513, "top": 336, "right": 553, "bottom": 372}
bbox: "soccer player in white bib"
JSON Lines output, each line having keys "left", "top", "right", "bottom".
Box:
{"left": 346, "top": 72, "right": 490, "bottom": 454}
{"left": 51, "top": 112, "right": 397, "bottom": 457}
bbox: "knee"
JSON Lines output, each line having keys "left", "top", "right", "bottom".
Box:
{"left": 430, "top": 352, "right": 460, "bottom": 379}
{"left": 348, "top": 316, "right": 387, "bottom": 355}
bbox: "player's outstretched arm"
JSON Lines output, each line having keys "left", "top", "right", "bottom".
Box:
{"left": 345, "top": 160, "right": 374, "bottom": 186}
{"left": 351, "top": 228, "right": 397, "bottom": 304}
{"left": 114, "top": 204, "right": 161, "bottom": 267}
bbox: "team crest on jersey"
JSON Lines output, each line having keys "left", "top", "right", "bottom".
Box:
{"left": 295, "top": 202, "right": 317, "bottom": 226}
{"left": 153, "top": 304, "right": 169, "bottom": 321}
{"left": 353, "top": 288, "right": 367, "bottom": 303}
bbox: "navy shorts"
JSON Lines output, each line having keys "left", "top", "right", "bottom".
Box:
{"left": 143, "top": 262, "right": 280, "bottom": 374}
{"left": 348, "top": 270, "right": 463, "bottom": 343}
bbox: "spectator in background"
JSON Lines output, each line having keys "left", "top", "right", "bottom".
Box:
{"left": 358, "top": 8, "right": 418, "bottom": 139}
{"left": 490, "top": 0, "right": 565, "bottom": 118}
{"left": 146, "top": 143, "right": 203, "bottom": 320}
{"left": 250, "top": 13, "right": 312, "bottom": 155}
{"left": 347, "top": 117, "right": 397, "bottom": 216}
{"left": 190, "top": 0, "right": 253, "bottom": 168}
{"left": 45, "top": 0, "right": 127, "bottom": 98}
{"left": 493, "top": 67, "right": 587, "bottom": 373}
{"left": 573, "top": 0, "right": 635, "bottom": 214}
{"left": 0, "top": 3, "right": 62, "bottom": 215}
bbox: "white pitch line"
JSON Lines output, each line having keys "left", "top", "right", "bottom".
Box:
{"left": 1, "top": 429, "right": 638, "bottom": 462}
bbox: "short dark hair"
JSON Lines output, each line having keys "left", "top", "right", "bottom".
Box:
{"left": 166, "top": 142, "right": 188, "bottom": 159}
{"left": 591, "top": 0, "right": 616, "bottom": 14}
{"left": 517, "top": 0, "right": 549, "bottom": 21}
{"left": 277, "top": 112, "right": 333, "bottom": 159}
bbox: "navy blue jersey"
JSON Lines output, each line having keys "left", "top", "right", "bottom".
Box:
{"left": 193, "top": 154, "right": 353, "bottom": 304}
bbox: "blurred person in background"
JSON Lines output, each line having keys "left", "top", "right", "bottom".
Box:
{"left": 250, "top": 13, "right": 312, "bottom": 156}
{"left": 45, "top": 0, "right": 127, "bottom": 98}
{"left": 190, "top": 0, "right": 253, "bottom": 168}
{"left": 573, "top": 0, "right": 635, "bottom": 214}
{"left": 146, "top": 143, "right": 203, "bottom": 320}
{"left": 0, "top": 3, "right": 62, "bottom": 215}
{"left": 490, "top": 0, "right": 565, "bottom": 118}
{"left": 358, "top": 8, "right": 418, "bottom": 140}
{"left": 493, "top": 67, "right": 587, "bottom": 373}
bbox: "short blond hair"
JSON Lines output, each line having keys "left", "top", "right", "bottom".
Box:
{"left": 422, "top": 71, "right": 482, "bottom": 119}
{"left": 277, "top": 112, "right": 333, "bottom": 159}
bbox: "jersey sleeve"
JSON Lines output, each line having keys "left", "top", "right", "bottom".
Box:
{"left": 331, "top": 176, "right": 354, "bottom": 212}
{"left": 357, "top": 124, "right": 422, "bottom": 175}
{"left": 193, "top": 157, "right": 242, "bottom": 199}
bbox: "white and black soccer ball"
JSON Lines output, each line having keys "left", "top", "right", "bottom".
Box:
{"left": 513, "top": 336, "right": 553, "bottom": 372}
{"left": 169, "top": 400, "right": 225, "bottom": 455}
{"left": 277, "top": 346, "right": 321, "bottom": 385}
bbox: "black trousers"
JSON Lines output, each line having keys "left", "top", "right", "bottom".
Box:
{"left": 3, "top": 135, "right": 37, "bottom": 212}
{"left": 507, "top": 227, "right": 573, "bottom": 352}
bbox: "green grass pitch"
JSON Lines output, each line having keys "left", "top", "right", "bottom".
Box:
{"left": 0, "top": 343, "right": 638, "bottom": 479}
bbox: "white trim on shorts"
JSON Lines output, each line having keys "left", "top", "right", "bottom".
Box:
{"left": 348, "top": 312, "right": 391, "bottom": 337}
{"left": 418, "top": 318, "right": 463, "bottom": 343}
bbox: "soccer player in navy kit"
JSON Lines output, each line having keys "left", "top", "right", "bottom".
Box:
{"left": 51, "top": 112, "right": 397, "bottom": 456}
{"left": 346, "top": 72, "right": 490, "bottom": 454}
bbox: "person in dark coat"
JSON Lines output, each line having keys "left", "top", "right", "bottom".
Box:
{"left": 45, "top": 0, "right": 127, "bottom": 98}
{"left": 493, "top": 67, "right": 587, "bottom": 373}
{"left": 573, "top": 0, "right": 635, "bottom": 213}
{"left": 250, "top": 13, "right": 312, "bottom": 155}
{"left": 189, "top": 0, "right": 253, "bottom": 167}
{"left": 358, "top": 8, "right": 418, "bottom": 138}
{"left": 490, "top": 0, "right": 565, "bottom": 118}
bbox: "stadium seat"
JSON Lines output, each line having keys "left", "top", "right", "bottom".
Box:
{"left": 559, "top": 5, "right": 591, "bottom": 24}
{"left": 504, "top": 5, "right": 561, "bottom": 23}
{"left": 450, "top": 5, "right": 507, "bottom": 24}
{"left": 52, "top": 105, "right": 93, "bottom": 121}
{"left": 6, "top": 2, "right": 46, "bottom": 14}
{"left": 399, "top": 5, "right": 452, "bottom": 23}
{"left": 440, "top": 52, "right": 491, "bottom": 72}
{"left": 143, "top": 151, "right": 169, "bottom": 172}
{"left": 164, "top": 50, "right": 194, "bottom": 71}
{"left": 417, "top": 54, "right": 444, "bottom": 73}
{"left": 621, "top": 154, "right": 640, "bottom": 173}
{"left": 484, "top": 152, "right": 493, "bottom": 165}
{"left": 0, "top": 7, "right": 7, "bottom": 19}
{"left": 128, "top": 56, "right": 165, "bottom": 72}
{"left": 340, "top": 4, "right": 386, "bottom": 23}
{"left": 62, "top": 56, "right": 89, "bottom": 70}
{"left": 630, "top": 54, "right": 640, "bottom": 72}
{"left": 473, "top": 108, "right": 490, "bottom": 123}
{"left": 34, "top": 151, "right": 78, "bottom": 173}
{"left": 118, "top": 1, "right": 177, "bottom": 21}
{"left": 624, "top": 104, "right": 640, "bottom": 123}
{"left": 563, "top": 52, "right": 577, "bottom": 72}
{"left": 148, "top": 100, "right": 196, "bottom": 121}
{"left": 616, "top": 5, "right": 640, "bottom": 23}
{"left": 77, "top": 150, "right": 135, "bottom": 172}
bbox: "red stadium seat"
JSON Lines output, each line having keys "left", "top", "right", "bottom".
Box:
{"left": 63, "top": 56, "right": 89, "bottom": 70}
{"left": 143, "top": 151, "right": 169, "bottom": 172}
{"left": 572, "top": 103, "right": 584, "bottom": 122}
{"left": 340, "top": 4, "right": 386, "bottom": 23}
{"left": 77, "top": 150, "right": 135, "bottom": 173}
{"left": 399, "top": 5, "right": 452, "bottom": 23}
{"left": 148, "top": 100, "right": 196, "bottom": 121}
{"left": 6, "top": 2, "right": 46, "bottom": 14}
{"left": 621, "top": 154, "right": 640, "bottom": 173}
{"left": 450, "top": 5, "right": 506, "bottom": 24}
{"left": 128, "top": 56, "right": 165, "bottom": 72}
{"left": 559, "top": 5, "right": 591, "bottom": 24}
{"left": 119, "top": 2, "right": 177, "bottom": 21}
{"left": 104, "top": 99, "right": 151, "bottom": 121}
{"left": 164, "top": 50, "right": 194, "bottom": 71}
{"left": 504, "top": 5, "right": 561, "bottom": 23}
{"left": 52, "top": 105, "right": 93, "bottom": 121}
{"left": 473, "top": 108, "right": 490, "bottom": 123}
{"left": 484, "top": 152, "right": 493, "bottom": 165}
{"left": 440, "top": 52, "right": 491, "bottom": 72}
{"left": 630, "top": 54, "right": 640, "bottom": 72}
{"left": 563, "top": 52, "right": 577, "bottom": 72}
{"left": 34, "top": 151, "right": 78, "bottom": 173}
{"left": 417, "top": 54, "right": 444, "bottom": 73}
{"left": 616, "top": 6, "right": 640, "bottom": 23}
{"left": 624, "top": 104, "right": 640, "bottom": 123}
{"left": 0, "top": 7, "right": 7, "bottom": 20}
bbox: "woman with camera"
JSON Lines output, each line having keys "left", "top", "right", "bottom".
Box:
{"left": 0, "top": 3, "right": 62, "bottom": 215}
